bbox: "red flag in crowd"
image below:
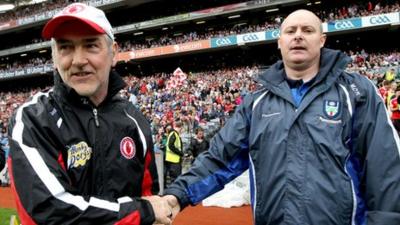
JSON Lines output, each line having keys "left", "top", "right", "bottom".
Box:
{"left": 167, "top": 67, "right": 187, "bottom": 89}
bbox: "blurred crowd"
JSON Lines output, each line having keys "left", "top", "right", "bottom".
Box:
{"left": 121, "top": 66, "right": 258, "bottom": 152}
{"left": 0, "top": 57, "right": 51, "bottom": 75}
{"left": 0, "top": 0, "right": 244, "bottom": 26}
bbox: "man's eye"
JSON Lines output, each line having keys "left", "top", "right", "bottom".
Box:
{"left": 86, "top": 44, "right": 98, "bottom": 49}
{"left": 58, "top": 45, "right": 72, "bottom": 51}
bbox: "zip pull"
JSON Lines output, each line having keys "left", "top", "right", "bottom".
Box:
{"left": 93, "top": 108, "right": 100, "bottom": 127}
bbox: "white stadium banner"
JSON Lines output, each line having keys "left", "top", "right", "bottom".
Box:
{"left": 361, "top": 12, "right": 400, "bottom": 28}
{"left": 237, "top": 31, "right": 266, "bottom": 44}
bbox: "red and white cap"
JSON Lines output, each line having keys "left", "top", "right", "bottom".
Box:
{"left": 42, "top": 3, "right": 114, "bottom": 40}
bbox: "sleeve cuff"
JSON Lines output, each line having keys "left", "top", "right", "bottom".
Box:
{"left": 163, "top": 188, "right": 191, "bottom": 210}
{"left": 118, "top": 199, "right": 155, "bottom": 225}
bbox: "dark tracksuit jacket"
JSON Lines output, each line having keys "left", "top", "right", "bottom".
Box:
{"left": 165, "top": 48, "right": 400, "bottom": 225}
{"left": 8, "top": 71, "right": 159, "bottom": 225}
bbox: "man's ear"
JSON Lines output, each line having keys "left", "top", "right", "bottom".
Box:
{"left": 51, "top": 48, "right": 57, "bottom": 69}
{"left": 320, "top": 34, "right": 327, "bottom": 48}
{"left": 277, "top": 37, "right": 281, "bottom": 49}
{"left": 111, "top": 41, "right": 119, "bottom": 67}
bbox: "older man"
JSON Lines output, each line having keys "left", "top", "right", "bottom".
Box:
{"left": 9, "top": 3, "right": 172, "bottom": 225}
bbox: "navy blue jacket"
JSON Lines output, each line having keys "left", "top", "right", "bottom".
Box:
{"left": 165, "top": 48, "right": 400, "bottom": 225}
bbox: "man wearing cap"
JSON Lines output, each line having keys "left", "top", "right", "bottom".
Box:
{"left": 8, "top": 3, "right": 173, "bottom": 225}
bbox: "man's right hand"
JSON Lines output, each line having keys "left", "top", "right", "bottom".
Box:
{"left": 142, "top": 195, "right": 173, "bottom": 225}
{"left": 163, "top": 195, "right": 181, "bottom": 220}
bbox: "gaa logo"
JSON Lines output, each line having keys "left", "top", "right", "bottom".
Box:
{"left": 243, "top": 34, "right": 259, "bottom": 42}
{"left": 120, "top": 137, "right": 136, "bottom": 159}
{"left": 215, "top": 38, "right": 232, "bottom": 46}
{"left": 370, "top": 15, "right": 391, "bottom": 24}
{"left": 271, "top": 30, "right": 280, "bottom": 38}
{"left": 334, "top": 21, "right": 355, "bottom": 30}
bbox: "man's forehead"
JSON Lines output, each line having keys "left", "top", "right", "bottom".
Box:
{"left": 281, "top": 10, "right": 321, "bottom": 29}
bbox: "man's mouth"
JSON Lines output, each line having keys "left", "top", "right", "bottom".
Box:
{"left": 290, "top": 46, "right": 306, "bottom": 50}
{"left": 72, "top": 71, "right": 92, "bottom": 77}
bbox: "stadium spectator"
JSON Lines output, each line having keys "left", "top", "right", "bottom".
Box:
{"left": 164, "top": 9, "right": 400, "bottom": 224}
{"left": 165, "top": 121, "right": 184, "bottom": 186}
{"left": 390, "top": 87, "right": 400, "bottom": 133}
{"left": 386, "top": 81, "right": 398, "bottom": 108}
{"left": 8, "top": 3, "right": 173, "bottom": 225}
{"left": 379, "top": 80, "right": 391, "bottom": 104}
{"left": 385, "top": 67, "right": 396, "bottom": 81}
{"left": 188, "top": 127, "right": 209, "bottom": 160}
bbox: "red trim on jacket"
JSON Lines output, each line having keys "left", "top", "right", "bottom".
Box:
{"left": 57, "top": 151, "right": 66, "bottom": 172}
{"left": 114, "top": 211, "right": 140, "bottom": 225}
{"left": 8, "top": 158, "right": 37, "bottom": 225}
{"left": 141, "top": 151, "right": 153, "bottom": 196}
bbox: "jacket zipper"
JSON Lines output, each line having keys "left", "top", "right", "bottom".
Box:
{"left": 93, "top": 108, "right": 100, "bottom": 127}
{"left": 92, "top": 107, "right": 103, "bottom": 194}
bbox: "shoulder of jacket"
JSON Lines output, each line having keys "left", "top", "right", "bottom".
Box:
{"left": 338, "top": 71, "right": 372, "bottom": 103}
{"left": 10, "top": 90, "right": 54, "bottom": 130}
{"left": 244, "top": 87, "right": 269, "bottom": 111}
{"left": 21, "top": 90, "right": 54, "bottom": 114}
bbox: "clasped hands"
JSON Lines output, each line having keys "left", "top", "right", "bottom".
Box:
{"left": 142, "top": 195, "right": 180, "bottom": 225}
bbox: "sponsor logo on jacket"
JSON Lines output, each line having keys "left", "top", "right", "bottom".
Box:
{"left": 67, "top": 141, "right": 92, "bottom": 169}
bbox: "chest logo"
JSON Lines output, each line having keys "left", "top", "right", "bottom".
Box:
{"left": 120, "top": 137, "right": 136, "bottom": 159}
{"left": 67, "top": 141, "right": 92, "bottom": 169}
{"left": 323, "top": 100, "right": 340, "bottom": 118}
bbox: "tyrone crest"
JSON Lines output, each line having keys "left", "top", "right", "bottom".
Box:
{"left": 120, "top": 137, "right": 136, "bottom": 159}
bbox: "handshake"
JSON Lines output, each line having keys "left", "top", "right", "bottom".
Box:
{"left": 142, "top": 195, "right": 180, "bottom": 225}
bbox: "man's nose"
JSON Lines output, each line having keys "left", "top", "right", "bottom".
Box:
{"left": 294, "top": 30, "right": 304, "bottom": 41}
{"left": 72, "top": 48, "right": 88, "bottom": 66}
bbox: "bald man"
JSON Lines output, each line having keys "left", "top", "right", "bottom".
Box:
{"left": 164, "top": 9, "right": 400, "bottom": 225}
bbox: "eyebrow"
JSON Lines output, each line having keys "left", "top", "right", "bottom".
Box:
{"left": 283, "top": 24, "right": 322, "bottom": 33}
{"left": 284, "top": 25, "right": 316, "bottom": 29}
{"left": 55, "top": 37, "right": 100, "bottom": 44}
